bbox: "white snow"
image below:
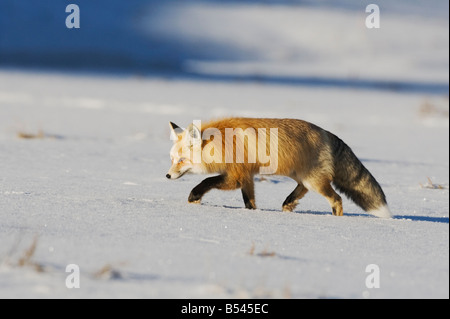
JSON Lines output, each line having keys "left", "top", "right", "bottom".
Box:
{"left": 0, "top": 1, "right": 448, "bottom": 299}
{"left": 144, "top": 2, "right": 449, "bottom": 83}
{"left": 0, "top": 69, "right": 447, "bottom": 299}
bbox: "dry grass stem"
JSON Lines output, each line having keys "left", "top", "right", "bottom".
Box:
{"left": 93, "top": 264, "right": 122, "bottom": 280}
{"left": 15, "top": 236, "right": 45, "bottom": 272}
{"left": 248, "top": 243, "right": 276, "bottom": 258}
{"left": 17, "top": 130, "right": 45, "bottom": 139}
{"left": 420, "top": 177, "right": 445, "bottom": 190}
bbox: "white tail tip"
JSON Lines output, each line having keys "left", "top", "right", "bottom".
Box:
{"left": 369, "top": 205, "right": 393, "bottom": 219}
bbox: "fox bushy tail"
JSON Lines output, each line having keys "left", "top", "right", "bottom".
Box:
{"left": 327, "top": 132, "right": 392, "bottom": 218}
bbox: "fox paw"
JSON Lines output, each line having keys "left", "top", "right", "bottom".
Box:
{"left": 282, "top": 201, "right": 298, "bottom": 212}
{"left": 188, "top": 192, "right": 202, "bottom": 204}
{"left": 244, "top": 199, "right": 257, "bottom": 210}
{"left": 332, "top": 207, "right": 343, "bottom": 216}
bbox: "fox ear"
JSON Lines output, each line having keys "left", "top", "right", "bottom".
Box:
{"left": 169, "top": 122, "right": 184, "bottom": 142}
{"left": 186, "top": 123, "right": 202, "bottom": 146}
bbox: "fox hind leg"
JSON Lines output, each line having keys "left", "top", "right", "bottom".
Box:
{"left": 282, "top": 182, "right": 309, "bottom": 212}
{"left": 308, "top": 180, "right": 343, "bottom": 216}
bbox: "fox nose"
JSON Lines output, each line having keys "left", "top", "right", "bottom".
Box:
{"left": 166, "top": 174, "right": 171, "bottom": 179}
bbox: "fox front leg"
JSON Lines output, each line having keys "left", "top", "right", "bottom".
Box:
{"left": 188, "top": 174, "right": 255, "bottom": 209}
{"left": 188, "top": 175, "right": 227, "bottom": 204}
{"left": 241, "top": 179, "right": 256, "bottom": 209}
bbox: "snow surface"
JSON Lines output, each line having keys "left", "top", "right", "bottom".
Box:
{"left": 0, "top": 1, "right": 448, "bottom": 299}
{"left": 0, "top": 70, "right": 448, "bottom": 299}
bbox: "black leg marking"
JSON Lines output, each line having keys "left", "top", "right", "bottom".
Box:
{"left": 241, "top": 188, "right": 256, "bottom": 209}
{"left": 241, "top": 178, "right": 256, "bottom": 209}
{"left": 188, "top": 175, "right": 226, "bottom": 203}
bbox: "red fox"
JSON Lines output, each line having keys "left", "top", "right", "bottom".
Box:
{"left": 166, "top": 118, "right": 392, "bottom": 218}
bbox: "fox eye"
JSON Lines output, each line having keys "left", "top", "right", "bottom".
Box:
{"left": 178, "top": 157, "right": 185, "bottom": 163}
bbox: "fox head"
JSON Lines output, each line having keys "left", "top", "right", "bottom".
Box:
{"left": 166, "top": 122, "right": 205, "bottom": 179}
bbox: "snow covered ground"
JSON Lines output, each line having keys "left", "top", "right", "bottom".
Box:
{"left": 0, "top": 70, "right": 447, "bottom": 299}
{"left": 0, "top": 1, "right": 448, "bottom": 299}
